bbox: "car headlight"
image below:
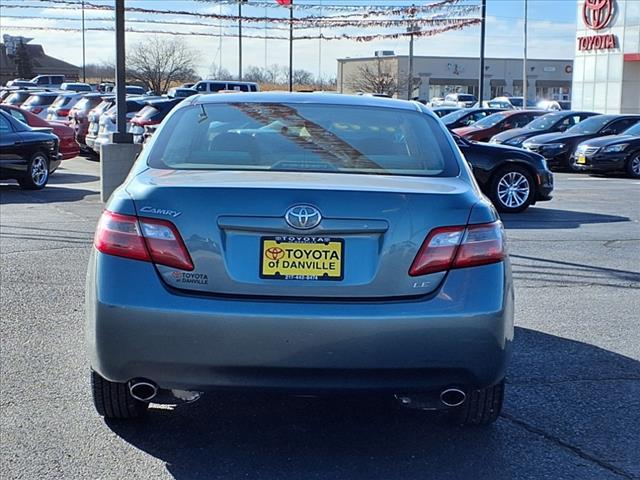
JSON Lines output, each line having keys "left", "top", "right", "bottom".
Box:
{"left": 505, "top": 135, "right": 527, "bottom": 146}
{"left": 602, "top": 144, "right": 628, "bottom": 153}
{"left": 543, "top": 143, "right": 566, "bottom": 150}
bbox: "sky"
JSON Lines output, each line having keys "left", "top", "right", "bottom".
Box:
{"left": 0, "top": 0, "right": 579, "bottom": 80}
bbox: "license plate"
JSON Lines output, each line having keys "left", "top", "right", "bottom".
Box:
{"left": 260, "top": 237, "right": 344, "bottom": 281}
{"left": 577, "top": 154, "right": 586, "bottom": 164}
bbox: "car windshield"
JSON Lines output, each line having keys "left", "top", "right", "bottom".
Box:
{"left": 471, "top": 112, "right": 508, "bottom": 128}
{"left": 457, "top": 95, "right": 475, "bottom": 102}
{"left": 441, "top": 109, "right": 473, "bottom": 123}
{"left": 566, "top": 115, "right": 612, "bottom": 135}
{"left": 148, "top": 103, "right": 459, "bottom": 177}
{"left": 525, "top": 112, "right": 564, "bottom": 130}
{"left": 622, "top": 122, "right": 640, "bottom": 136}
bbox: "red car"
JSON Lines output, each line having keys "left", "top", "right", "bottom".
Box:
{"left": 453, "top": 110, "right": 546, "bottom": 142}
{"left": 0, "top": 104, "right": 80, "bottom": 160}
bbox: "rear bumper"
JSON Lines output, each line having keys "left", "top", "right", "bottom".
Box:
{"left": 86, "top": 252, "right": 514, "bottom": 393}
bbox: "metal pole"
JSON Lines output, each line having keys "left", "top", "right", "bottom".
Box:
{"left": 289, "top": 1, "right": 294, "bottom": 92}
{"left": 82, "top": 0, "right": 86, "bottom": 83}
{"left": 238, "top": 1, "right": 242, "bottom": 81}
{"left": 523, "top": 0, "right": 528, "bottom": 109}
{"left": 408, "top": 32, "right": 414, "bottom": 100}
{"left": 114, "top": 0, "right": 129, "bottom": 142}
{"left": 478, "top": 0, "right": 486, "bottom": 105}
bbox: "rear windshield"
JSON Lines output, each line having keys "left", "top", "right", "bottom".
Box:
{"left": 23, "top": 95, "right": 57, "bottom": 106}
{"left": 457, "top": 95, "right": 476, "bottom": 102}
{"left": 51, "top": 95, "right": 74, "bottom": 108}
{"left": 148, "top": 103, "right": 459, "bottom": 177}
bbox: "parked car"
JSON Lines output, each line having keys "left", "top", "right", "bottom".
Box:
{"left": 430, "top": 106, "right": 460, "bottom": 118}
{"left": 440, "top": 108, "right": 506, "bottom": 130}
{"left": 20, "top": 92, "right": 62, "bottom": 119}
{"left": 1, "top": 104, "right": 80, "bottom": 160}
{"left": 86, "top": 92, "right": 512, "bottom": 425}
{"left": 60, "top": 82, "right": 92, "bottom": 92}
{"left": 167, "top": 87, "right": 197, "bottom": 99}
{"left": 193, "top": 80, "right": 259, "bottom": 93}
{"left": 30, "top": 75, "right": 65, "bottom": 89}
{"left": 2, "top": 89, "right": 44, "bottom": 107}
{"left": 0, "top": 109, "right": 60, "bottom": 189}
{"left": 6, "top": 79, "right": 37, "bottom": 88}
{"left": 129, "top": 97, "right": 183, "bottom": 143}
{"left": 46, "top": 92, "right": 85, "bottom": 123}
{"left": 126, "top": 85, "right": 146, "bottom": 96}
{"left": 522, "top": 115, "right": 640, "bottom": 171}
{"left": 85, "top": 97, "right": 117, "bottom": 152}
{"left": 572, "top": 122, "right": 640, "bottom": 178}
{"left": 442, "top": 93, "right": 477, "bottom": 108}
{"left": 490, "top": 97, "right": 537, "bottom": 110}
{"left": 68, "top": 94, "right": 113, "bottom": 149}
{"left": 453, "top": 134, "right": 553, "bottom": 213}
{"left": 558, "top": 101, "right": 572, "bottom": 110}
{"left": 429, "top": 97, "right": 445, "bottom": 107}
{"left": 536, "top": 100, "right": 562, "bottom": 111}
{"left": 490, "top": 111, "right": 599, "bottom": 147}
{"left": 453, "top": 110, "right": 546, "bottom": 142}
{"left": 92, "top": 97, "right": 152, "bottom": 153}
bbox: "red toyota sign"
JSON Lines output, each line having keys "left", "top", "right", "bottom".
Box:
{"left": 582, "top": 0, "right": 614, "bottom": 30}
{"left": 578, "top": 0, "right": 617, "bottom": 51}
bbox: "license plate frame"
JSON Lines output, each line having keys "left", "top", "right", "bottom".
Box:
{"left": 260, "top": 236, "right": 344, "bottom": 281}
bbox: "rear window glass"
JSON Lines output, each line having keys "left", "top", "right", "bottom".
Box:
{"left": 23, "top": 95, "right": 57, "bottom": 106}
{"left": 148, "top": 103, "right": 459, "bottom": 177}
{"left": 51, "top": 95, "right": 73, "bottom": 108}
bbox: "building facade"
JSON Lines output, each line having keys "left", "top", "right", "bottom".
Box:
{"left": 571, "top": 0, "right": 640, "bottom": 113}
{"left": 337, "top": 54, "right": 573, "bottom": 102}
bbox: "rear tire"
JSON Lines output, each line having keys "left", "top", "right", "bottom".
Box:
{"left": 91, "top": 370, "right": 148, "bottom": 419}
{"left": 626, "top": 152, "right": 640, "bottom": 179}
{"left": 18, "top": 152, "right": 49, "bottom": 190}
{"left": 489, "top": 165, "right": 535, "bottom": 213}
{"left": 450, "top": 380, "right": 504, "bottom": 426}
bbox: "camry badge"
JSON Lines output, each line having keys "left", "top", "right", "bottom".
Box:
{"left": 285, "top": 205, "right": 322, "bottom": 230}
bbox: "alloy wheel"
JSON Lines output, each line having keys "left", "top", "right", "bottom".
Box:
{"left": 31, "top": 155, "right": 49, "bottom": 187}
{"left": 631, "top": 155, "right": 640, "bottom": 177}
{"left": 497, "top": 171, "right": 530, "bottom": 209}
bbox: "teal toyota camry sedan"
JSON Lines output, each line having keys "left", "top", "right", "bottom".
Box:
{"left": 86, "top": 93, "right": 513, "bottom": 426}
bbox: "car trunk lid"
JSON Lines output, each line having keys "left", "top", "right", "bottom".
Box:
{"left": 126, "top": 169, "right": 477, "bottom": 298}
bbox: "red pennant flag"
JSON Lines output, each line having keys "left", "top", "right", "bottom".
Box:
{"left": 276, "top": 0, "right": 292, "bottom": 5}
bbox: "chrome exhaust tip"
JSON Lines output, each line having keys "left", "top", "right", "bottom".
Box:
{"left": 129, "top": 380, "right": 158, "bottom": 402}
{"left": 440, "top": 388, "right": 466, "bottom": 407}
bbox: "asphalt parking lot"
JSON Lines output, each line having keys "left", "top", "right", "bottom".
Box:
{"left": 1, "top": 157, "right": 639, "bottom": 480}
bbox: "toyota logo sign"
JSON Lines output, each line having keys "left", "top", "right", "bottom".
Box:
{"left": 285, "top": 205, "right": 322, "bottom": 230}
{"left": 582, "top": 0, "right": 614, "bottom": 31}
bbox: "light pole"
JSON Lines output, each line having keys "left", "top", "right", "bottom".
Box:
{"left": 406, "top": 5, "right": 419, "bottom": 100}
{"left": 238, "top": 0, "right": 244, "bottom": 81}
{"left": 82, "top": 0, "right": 86, "bottom": 83}
{"left": 478, "top": 0, "right": 486, "bottom": 105}
{"left": 288, "top": 0, "right": 294, "bottom": 92}
{"left": 523, "top": 0, "right": 528, "bottom": 109}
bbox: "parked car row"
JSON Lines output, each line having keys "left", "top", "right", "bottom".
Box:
{"left": 442, "top": 107, "right": 640, "bottom": 178}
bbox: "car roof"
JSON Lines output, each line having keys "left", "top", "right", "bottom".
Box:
{"left": 189, "top": 92, "right": 422, "bottom": 112}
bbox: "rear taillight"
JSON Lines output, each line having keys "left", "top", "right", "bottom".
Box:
{"left": 94, "top": 211, "right": 193, "bottom": 271}
{"left": 409, "top": 221, "right": 505, "bottom": 276}
{"left": 31, "top": 106, "right": 43, "bottom": 114}
{"left": 55, "top": 108, "right": 70, "bottom": 116}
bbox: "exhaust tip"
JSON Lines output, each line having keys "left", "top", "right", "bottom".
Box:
{"left": 440, "top": 388, "right": 466, "bottom": 407}
{"left": 129, "top": 380, "right": 158, "bottom": 402}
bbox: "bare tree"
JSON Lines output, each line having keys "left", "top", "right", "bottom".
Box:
{"left": 209, "top": 63, "right": 234, "bottom": 81}
{"left": 127, "top": 36, "right": 199, "bottom": 94}
{"left": 347, "top": 60, "right": 419, "bottom": 98}
{"left": 243, "top": 66, "right": 266, "bottom": 83}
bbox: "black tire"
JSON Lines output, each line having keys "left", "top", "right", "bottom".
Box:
{"left": 489, "top": 165, "right": 535, "bottom": 213}
{"left": 91, "top": 370, "right": 147, "bottom": 419}
{"left": 625, "top": 151, "right": 640, "bottom": 179}
{"left": 18, "top": 152, "right": 49, "bottom": 190}
{"left": 450, "top": 380, "right": 505, "bottom": 426}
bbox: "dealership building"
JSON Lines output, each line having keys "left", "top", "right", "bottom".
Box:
{"left": 337, "top": 54, "right": 574, "bottom": 103}
{"left": 571, "top": 0, "right": 640, "bottom": 113}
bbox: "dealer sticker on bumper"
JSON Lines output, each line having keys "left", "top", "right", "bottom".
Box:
{"left": 260, "top": 237, "right": 344, "bottom": 281}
